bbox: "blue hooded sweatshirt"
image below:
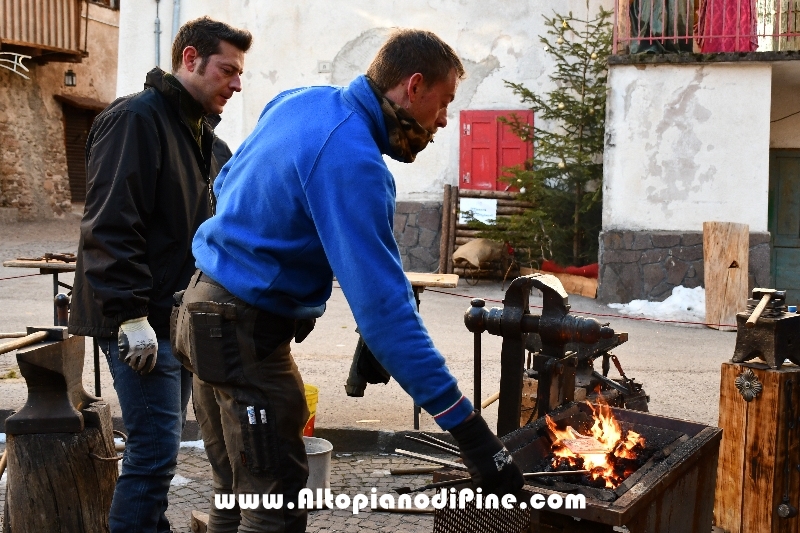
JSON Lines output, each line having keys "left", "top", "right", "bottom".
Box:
{"left": 192, "top": 75, "right": 473, "bottom": 429}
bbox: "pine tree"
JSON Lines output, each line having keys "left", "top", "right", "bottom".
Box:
{"left": 475, "top": 6, "right": 612, "bottom": 267}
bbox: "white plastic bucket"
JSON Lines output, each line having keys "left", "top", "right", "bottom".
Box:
{"left": 304, "top": 436, "right": 333, "bottom": 491}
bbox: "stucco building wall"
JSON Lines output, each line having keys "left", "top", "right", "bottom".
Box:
{"left": 599, "top": 62, "right": 773, "bottom": 302}
{"left": 0, "top": 3, "right": 118, "bottom": 220}
{"left": 117, "top": 0, "right": 614, "bottom": 271}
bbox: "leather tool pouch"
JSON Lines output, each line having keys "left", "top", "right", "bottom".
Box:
{"left": 187, "top": 301, "right": 237, "bottom": 384}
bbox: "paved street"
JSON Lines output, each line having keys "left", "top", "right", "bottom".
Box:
{"left": 0, "top": 217, "right": 741, "bottom": 532}
{"left": 0, "top": 440, "right": 438, "bottom": 532}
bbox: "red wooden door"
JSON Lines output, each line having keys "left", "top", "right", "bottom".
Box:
{"left": 459, "top": 110, "right": 533, "bottom": 191}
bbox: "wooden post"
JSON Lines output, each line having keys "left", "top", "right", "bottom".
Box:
{"left": 4, "top": 402, "right": 118, "bottom": 533}
{"left": 714, "top": 362, "right": 800, "bottom": 533}
{"left": 446, "top": 186, "right": 459, "bottom": 274}
{"left": 704, "top": 221, "right": 749, "bottom": 331}
{"left": 439, "top": 184, "right": 452, "bottom": 275}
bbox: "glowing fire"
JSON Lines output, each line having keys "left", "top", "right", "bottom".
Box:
{"left": 545, "top": 402, "right": 645, "bottom": 488}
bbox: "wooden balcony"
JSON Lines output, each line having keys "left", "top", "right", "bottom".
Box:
{"left": 0, "top": 0, "right": 84, "bottom": 63}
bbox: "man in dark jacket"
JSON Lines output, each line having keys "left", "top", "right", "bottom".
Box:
{"left": 68, "top": 17, "right": 251, "bottom": 533}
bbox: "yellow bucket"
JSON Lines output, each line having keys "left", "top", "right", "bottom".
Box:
{"left": 303, "top": 384, "right": 319, "bottom": 437}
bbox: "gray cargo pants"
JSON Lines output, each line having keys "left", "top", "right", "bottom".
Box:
{"left": 174, "top": 270, "right": 309, "bottom": 532}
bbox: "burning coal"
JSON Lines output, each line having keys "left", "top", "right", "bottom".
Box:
{"left": 546, "top": 402, "right": 646, "bottom": 488}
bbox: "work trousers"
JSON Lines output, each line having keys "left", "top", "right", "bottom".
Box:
{"left": 175, "top": 270, "right": 309, "bottom": 533}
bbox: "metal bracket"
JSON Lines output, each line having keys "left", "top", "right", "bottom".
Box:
{"left": 0, "top": 52, "right": 31, "bottom": 80}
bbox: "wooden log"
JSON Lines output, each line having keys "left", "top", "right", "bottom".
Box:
{"left": 496, "top": 206, "right": 528, "bottom": 216}
{"left": 459, "top": 189, "right": 520, "bottom": 200}
{"left": 455, "top": 229, "right": 482, "bottom": 238}
{"left": 520, "top": 267, "right": 598, "bottom": 299}
{"left": 714, "top": 362, "right": 800, "bottom": 533}
{"left": 704, "top": 222, "right": 749, "bottom": 331}
{"left": 495, "top": 200, "right": 534, "bottom": 208}
{"left": 456, "top": 224, "right": 508, "bottom": 231}
{"left": 438, "top": 184, "right": 452, "bottom": 275}
{"left": 5, "top": 402, "right": 118, "bottom": 533}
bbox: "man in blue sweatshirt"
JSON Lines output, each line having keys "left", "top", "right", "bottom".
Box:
{"left": 174, "top": 29, "right": 523, "bottom": 532}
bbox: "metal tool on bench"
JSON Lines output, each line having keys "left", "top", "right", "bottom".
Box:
{"left": 732, "top": 288, "right": 800, "bottom": 369}
{"left": 525, "top": 326, "right": 648, "bottom": 412}
{"left": 465, "top": 273, "right": 616, "bottom": 436}
{"left": 4, "top": 326, "right": 99, "bottom": 434}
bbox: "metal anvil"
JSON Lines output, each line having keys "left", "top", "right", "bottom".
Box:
{"left": 5, "top": 328, "right": 99, "bottom": 434}
{"left": 731, "top": 289, "right": 800, "bottom": 370}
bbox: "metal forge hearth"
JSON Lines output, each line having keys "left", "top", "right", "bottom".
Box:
{"left": 432, "top": 274, "right": 722, "bottom": 533}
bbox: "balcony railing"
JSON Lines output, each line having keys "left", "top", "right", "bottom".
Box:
{"left": 614, "top": 0, "right": 800, "bottom": 54}
{"left": 0, "top": 0, "right": 84, "bottom": 62}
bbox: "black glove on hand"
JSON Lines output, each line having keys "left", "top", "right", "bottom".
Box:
{"left": 449, "top": 412, "right": 524, "bottom": 495}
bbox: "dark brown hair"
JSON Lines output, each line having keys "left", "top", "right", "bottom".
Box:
{"left": 172, "top": 16, "right": 253, "bottom": 73}
{"left": 366, "top": 29, "right": 465, "bottom": 93}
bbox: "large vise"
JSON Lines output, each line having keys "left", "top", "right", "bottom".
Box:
{"left": 464, "top": 273, "right": 614, "bottom": 436}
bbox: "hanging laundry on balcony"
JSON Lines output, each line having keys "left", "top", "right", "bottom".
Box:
{"left": 698, "top": 0, "right": 758, "bottom": 52}
{"left": 628, "top": 0, "right": 694, "bottom": 53}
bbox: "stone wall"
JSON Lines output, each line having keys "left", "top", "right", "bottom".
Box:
{"left": 0, "top": 3, "right": 118, "bottom": 220}
{"left": 598, "top": 230, "right": 770, "bottom": 304}
{"left": 0, "top": 68, "right": 72, "bottom": 220}
{"left": 394, "top": 201, "right": 442, "bottom": 273}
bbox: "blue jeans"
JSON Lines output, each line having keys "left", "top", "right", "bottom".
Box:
{"left": 100, "top": 337, "right": 193, "bottom": 533}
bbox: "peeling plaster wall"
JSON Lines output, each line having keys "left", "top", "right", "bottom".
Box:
{"left": 117, "top": 0, "right": 614, "bottom": 203}
{"left": 603, "top": 63, "right": 771, "bottom": 233}
{"left": 0, "top": 3, "right": 118, "bottom": 220}
{"left": 770, "top": 62, "right": 800, "bottom": 149}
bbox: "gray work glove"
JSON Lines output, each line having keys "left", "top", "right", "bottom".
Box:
{"left": 118, "top": 316, "right": 158, "bottom": 375}
{"left": 449, "top": 412, "right": 524, "bottom": 495}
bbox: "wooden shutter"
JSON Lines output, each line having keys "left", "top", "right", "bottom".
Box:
{"left": 459, "top": 110, "right": 533, "bottom": 191}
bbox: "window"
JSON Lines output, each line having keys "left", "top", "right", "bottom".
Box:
{"left": 91, "top": 0, "right": 119, "bottom": 10}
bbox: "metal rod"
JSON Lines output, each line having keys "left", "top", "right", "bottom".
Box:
{"left": 419, "top": 433, "right": 460, "bottom": 453}
{"left": 52, "top": 273, "right": 58, "bottom": 325}
{"left": 524, "top": 469, "right": 590, "bottom": 478}
{"left": 393, "top": 449, "right": 468, "bottom": 471}
{"left": 94, "top": 338, "right": 101, "bottom": 397}
{"left": 474, "top": 331, "right": 481, "bottom": 413}
{"left": 405, "top": 435, "right": 460, "bottom": 457}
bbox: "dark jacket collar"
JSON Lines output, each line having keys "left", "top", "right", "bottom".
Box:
{"left": 144, "top": 67, "right": 221, "bottom": 130}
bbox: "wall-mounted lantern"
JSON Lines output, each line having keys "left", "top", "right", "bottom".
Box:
{"left": 64, "top": 69, "right": 76, "bottom": 87}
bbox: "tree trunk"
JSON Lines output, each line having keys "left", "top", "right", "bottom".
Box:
{"left": 4, "top": 403, "right": 118, "bottom": 533}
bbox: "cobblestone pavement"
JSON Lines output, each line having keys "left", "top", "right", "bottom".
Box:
{"left": 0, "top": 441, "right": 442, "bottom": 532}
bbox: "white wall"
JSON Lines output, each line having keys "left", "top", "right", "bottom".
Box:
{"left": 603, "top": 63, "right": 772, "bottom": 233}
{"left": 118, "top": 0, "right": 614, "bottom": 202}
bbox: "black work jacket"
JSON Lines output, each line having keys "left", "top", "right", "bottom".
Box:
{"left": 68, "top": 68, "right": 231, "bottom": 339}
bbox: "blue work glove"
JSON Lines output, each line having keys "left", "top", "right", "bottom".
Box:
{"left": 118, "top": 316, "right": 158, "bottom": 375}
{"left": 449, "top": 412, "right": 524, "bottom": 495}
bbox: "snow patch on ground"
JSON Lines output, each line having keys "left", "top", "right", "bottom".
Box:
{"left": 608, "top": 286, "right": 705, "bottom": 326}
{"left": 170, "top": 474, "right": 191, "bottom": 486}
{"left": 0, "top": 433, "right": 5, "bottom": 443}
{"left": 180, "top": 440, "right": 205, "bottom": 449}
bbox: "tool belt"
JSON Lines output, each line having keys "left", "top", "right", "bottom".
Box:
{"left": 170, "top": 271, "right": 315, "bottom": 384}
